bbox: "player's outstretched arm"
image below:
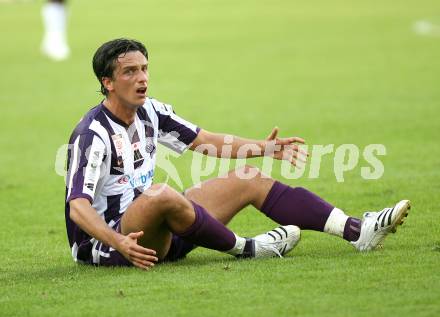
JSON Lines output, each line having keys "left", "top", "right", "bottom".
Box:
{"left": 69, "top": 198, "right": 158, "bottom": 269}
{"left": 189, "top": 127, "right": 308, "bottom": 166}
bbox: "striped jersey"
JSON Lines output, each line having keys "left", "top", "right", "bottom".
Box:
{"left": 64, "top": 97, "right": 200, "bottom": 263}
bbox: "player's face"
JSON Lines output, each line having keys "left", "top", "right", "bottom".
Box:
{"left": 107, "top": 50, "right": 149, "bottom": 108}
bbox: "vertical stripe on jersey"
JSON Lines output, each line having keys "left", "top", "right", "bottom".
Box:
{"left": 137, "top": 105, "right": 152, "bottom": 125}
{"left": 95, "top": 110, "right": 124, "bottom": 175}
{"left": 66, "top": 133, "right": 105, "bottom": 203}
{"left": 131, "top": 129, "right": 145, "bottom": 169}
{"left": 66, "top": 136, "right": 80, "bottom": 199}
{"left": 67, "top": 133, "right": 95, "bottom": 201}
{"left": 137, "top": 105, "right": 156, "bottom": 155}
{"left": 104, "top": 194, "right": 123, "bottom": 223}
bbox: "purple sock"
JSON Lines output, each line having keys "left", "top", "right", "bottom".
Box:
{"left": 343, "top": 217, "right": 361, "bottom": 242}
{"left": 260, "top": 181, "right": 334, "bottom": 231}
{"left": 177, "top": 201, "right": 236, "bottom": 251}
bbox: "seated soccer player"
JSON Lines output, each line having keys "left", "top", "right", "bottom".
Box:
{"left": 65, "top": 38, "right": 410, "bottom": 269}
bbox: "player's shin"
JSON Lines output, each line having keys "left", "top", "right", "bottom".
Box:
{"left": 259, "top": 181, "right": 361, "bottom": 241}
{"left": 176, "top": 202, "right": 246, "bottom": 255}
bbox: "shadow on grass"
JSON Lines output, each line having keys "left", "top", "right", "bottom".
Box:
{"left": 1, "top": 254, "right": 240, "bottom": 284}
{"left": 4, "top": 240, "right": 413, "bottom": 284}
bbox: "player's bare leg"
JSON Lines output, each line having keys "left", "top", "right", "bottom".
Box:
{"left": 184, "top": 163, "right": 356, "bottom": 236}
{"left": 184, "top": 165, "right": 275, "bottom": 224}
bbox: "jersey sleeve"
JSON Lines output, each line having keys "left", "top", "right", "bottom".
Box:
{"left": 151, "top": 99, "right": 201, "bottom": 154}
{"left": 66, "top": 132, "right": 106, "bottom": 203}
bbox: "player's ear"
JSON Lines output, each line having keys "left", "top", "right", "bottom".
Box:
{"left": 102, "top": 77, "right": 114, "bottom": 93}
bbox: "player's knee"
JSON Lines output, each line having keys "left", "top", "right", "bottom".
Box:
{"left": 144, "top": 183, "right": 187, "bottom": 212}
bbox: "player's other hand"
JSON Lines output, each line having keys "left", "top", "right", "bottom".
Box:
{"left": 265, "top": 127, "right": 309, "bottom": 166}
{"left": 118, "top": 231, "right": 158, "bottom": 270}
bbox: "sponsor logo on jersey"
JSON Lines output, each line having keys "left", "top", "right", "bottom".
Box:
{"left": 116, "top": 170, "right": 154, "bottom": 189}
{"left": 129, "top": 170, "right": 154, "bottom": 189}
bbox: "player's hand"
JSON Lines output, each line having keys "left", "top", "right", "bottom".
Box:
{"left": 118, "top": 231, "right": 158, "bottom": 270}
{"left": 265, "top": 127, "right": 309, "bottom": 166}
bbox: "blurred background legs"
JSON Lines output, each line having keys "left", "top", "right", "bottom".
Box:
{"left": 41, "top": 0, "right": 69, "bottom": 61}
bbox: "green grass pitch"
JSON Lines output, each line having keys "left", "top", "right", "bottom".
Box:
{"left": 1, "top": 0, "right": 440, "bottom": 316}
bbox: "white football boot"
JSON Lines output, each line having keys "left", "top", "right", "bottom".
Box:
{"left": 352, "top": 200, "right": 411, "bottom": 251}
{"left": 237, "top": 225, "right": 301, "bottom": 258}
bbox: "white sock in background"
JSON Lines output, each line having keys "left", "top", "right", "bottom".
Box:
{"left": 41, "top": 2, "right": 70, "bottom": 61}
{"left": 323, "top": 208, "right": 349, "bottom": 238}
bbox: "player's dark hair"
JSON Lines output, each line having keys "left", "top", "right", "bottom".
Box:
{"left": 92, "top": 38, "right": 148, "bottom": 96}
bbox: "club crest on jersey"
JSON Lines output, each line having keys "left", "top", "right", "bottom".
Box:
{"left": 145, "top": 138, "right": 156, "bottom": 155}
